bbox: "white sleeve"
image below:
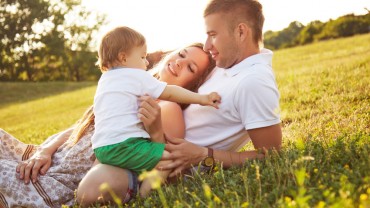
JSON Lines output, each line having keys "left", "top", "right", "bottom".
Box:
{"left": 234, "top": 73, "right": 281, "bottom": 130}
{"left": 140, "top": 71, "right": 167, "bottom": 99}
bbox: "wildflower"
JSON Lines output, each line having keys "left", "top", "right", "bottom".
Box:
{"left": 139, "top": 169, "right": 161, "bottom": 189}
{"left": 360, "top": 194, "right": 368, "bottom": 201}
{"left": 99, "top": 182, "right": 109, "bottom": 192}
{"left": 214, "top": 196, "right": 221, "bottom": 204}
{"left": 241, "top": 201, "right": 249, "bottom": 207}
{"left": 317, "top": 201, "right": 326, "bottom": 208}
{"left": 203, "top": 184, "right": 212, "bottom": 199}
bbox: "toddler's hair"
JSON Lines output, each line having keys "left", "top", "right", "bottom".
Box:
{"left": 97, "top": 26, "right": 146, "bottom": 71}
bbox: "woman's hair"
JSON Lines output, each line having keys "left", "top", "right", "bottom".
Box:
{"left": 151, "top": 43, "right": 216, "bottom": 109}
{"left": 97, "top": 26, "right": 146, "bottom": 71}
{"left": 204, "top": 0, "right": 264, "bottom": 47}
{"left": 68, "top": 105, "right": 95, "bottom": 145}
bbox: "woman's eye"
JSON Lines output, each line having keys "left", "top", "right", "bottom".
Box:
{"left": 178, "top": 51, "right": 185, "bottom": 58}
{"left": 188, "top": 66, "right": 195, "bottom": 73}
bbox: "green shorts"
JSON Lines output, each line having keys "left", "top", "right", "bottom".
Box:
{"left": 94, "top": 137, "right": 165, "bottom": 174}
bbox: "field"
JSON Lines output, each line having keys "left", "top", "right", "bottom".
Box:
{"left": 0, "top": 34, "right": 369, "bottom": 207}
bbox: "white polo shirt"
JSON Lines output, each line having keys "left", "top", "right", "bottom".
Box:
{"left": 183, "top": 49, "right": 280, "bottom": 151}
{"left": 92, "top": 68, "right": 167, "bottom": 149}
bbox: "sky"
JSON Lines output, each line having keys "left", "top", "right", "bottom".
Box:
{"left": 82, "top": 0, "right": 370, "bottom": 52}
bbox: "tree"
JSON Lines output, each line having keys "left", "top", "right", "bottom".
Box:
{"left": 0, "top": 0, "right": 106, "bottom": 81}
{"left": 296, "top": 21, "right": 325, "bottom": 45}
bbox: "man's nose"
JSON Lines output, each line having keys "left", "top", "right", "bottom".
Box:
{"left": 204, "top": 38, "right": 211, "bottom": 52}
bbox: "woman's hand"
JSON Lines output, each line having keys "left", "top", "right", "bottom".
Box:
{"left": 160, "top": 137, "right": 208, "bottom": 177}
{"left": 16, "top": 148, "right": 53, "bottom": 184}
{"left": 138, "top": 95, "right": 164, "bottom": 142}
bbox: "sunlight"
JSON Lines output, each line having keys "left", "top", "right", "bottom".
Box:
{"left": 82, "top": 0, "right": 370, "bottom": 52}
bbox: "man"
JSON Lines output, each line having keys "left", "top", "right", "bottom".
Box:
{"left": 161, "top": 0, "right": 282, "bottom": 176}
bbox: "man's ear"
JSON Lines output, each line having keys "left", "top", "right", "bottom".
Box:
{"left": 237, "top": 23, "right": 250, "bottom": 42}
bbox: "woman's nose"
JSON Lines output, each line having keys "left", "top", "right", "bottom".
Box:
{"left": 175, "top": 59, "right": 185, "bottom": 69}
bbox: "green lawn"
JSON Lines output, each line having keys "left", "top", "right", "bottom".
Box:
{"left": 0, "top": 34, "right": 369, "bottom": 207}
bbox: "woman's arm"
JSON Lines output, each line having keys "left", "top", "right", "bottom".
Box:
{"left": 16, "top": 127, "right": 74, "bottom": 184}
{"left": 158, "top": 101, "right": 185, "bottom": 139}
{"left": 138, "top": 96, "right": 185, "bottom": 142}
{"left": 162, "top": 124, "right": 282, "bottom": 177}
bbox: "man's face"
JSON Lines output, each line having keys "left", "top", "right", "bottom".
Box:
{"left": 203, "top": 13, "right": 239, "bottom": 69}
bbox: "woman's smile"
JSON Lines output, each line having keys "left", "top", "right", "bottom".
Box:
{"left": 167, "top": 63, "right": 178, "bottom": 77}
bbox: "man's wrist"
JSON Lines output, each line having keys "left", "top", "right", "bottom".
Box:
{"left": 201, "top": 148, "right": 215, "bottom": 168}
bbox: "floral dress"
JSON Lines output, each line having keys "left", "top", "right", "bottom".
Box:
{"left": 0, "top": 127, "right": 95, "bottom": 208}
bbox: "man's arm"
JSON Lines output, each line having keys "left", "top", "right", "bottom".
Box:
{"left": 213, "top": 124, "right": 282, "bottom": 168}
{"left": 162, "top": 124, "right": 282, "bottom": 176}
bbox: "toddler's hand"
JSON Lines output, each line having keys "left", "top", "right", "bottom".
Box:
{"left": 201, "top": 92, "right": 221, "bottom": 109}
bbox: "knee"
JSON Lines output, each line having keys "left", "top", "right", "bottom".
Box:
{"left": 76, "top": 183, "right": 102, "bottom": 207}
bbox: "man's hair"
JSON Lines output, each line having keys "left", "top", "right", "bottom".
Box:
{"left": 204, "top": 0, "right": 264, "bottom": 46}
{"left": 97, "top": 26, "right": 146, "bottom": 71}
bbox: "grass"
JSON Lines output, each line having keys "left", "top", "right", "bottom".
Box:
{"left": 0, "top": 33, "right": 369, "bottom": 207}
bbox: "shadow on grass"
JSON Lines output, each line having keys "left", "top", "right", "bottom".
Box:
{"left": 0, "top": 81, "right": 96, "bottom": 108}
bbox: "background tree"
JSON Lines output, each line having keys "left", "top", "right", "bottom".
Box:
{"left": 0, "top": 0, "right": 106, "bottom": 81}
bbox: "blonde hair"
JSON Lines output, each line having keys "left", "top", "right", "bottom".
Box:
{"left": 204, "top": 0, "right": 264, "bottom": 47}
{"left": 97, "top": 26, "right": 146, "bottom": 71}
{"left": 68, "top": 105, "right": 94, "bottom": 145}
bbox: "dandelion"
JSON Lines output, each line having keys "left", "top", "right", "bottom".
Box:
{"left": 344, "top": 164, "right": 350, "bottom": 169}
{"left": 314, "top": 168, "right": 318, "bottom": 173}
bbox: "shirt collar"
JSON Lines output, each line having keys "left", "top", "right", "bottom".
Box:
{"left": 223, "top": 48, "right": 273, "bottom": 77}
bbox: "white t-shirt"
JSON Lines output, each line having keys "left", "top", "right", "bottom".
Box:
{"left": 92, "top": 68, "right": 167, "bottom": 149}
{"left": 184, "top": 49, "right": 280, "bottom": 151}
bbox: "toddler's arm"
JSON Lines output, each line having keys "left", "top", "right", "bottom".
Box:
{"left": 159, "top": 85, "right": 221, "bottom": 109}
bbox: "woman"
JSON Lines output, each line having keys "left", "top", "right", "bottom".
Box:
{"left": 0, "top": 42, "right": 215, "bottom": 207}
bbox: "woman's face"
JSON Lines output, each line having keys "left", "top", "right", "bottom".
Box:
{"left": 158, "top": 46, "right": 210, "bottom": 89}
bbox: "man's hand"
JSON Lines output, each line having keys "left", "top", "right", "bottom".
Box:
{"left": 201, "top": 92, "right": 221, "bottom": 109}
{"left": 160, "top": 137, "right": 208, "bottom": 177}
{"left": 138, "top": 95, "right": 164, "bottom": 142}
{"left": 16, "top": 148, "right": 52, "bottom": 184}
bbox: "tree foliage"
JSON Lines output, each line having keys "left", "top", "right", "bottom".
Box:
{"left": 0, "top": 0, "right": 106, "bottom": 81}
{"left": 264, "top": 11, "right": 370, "bottom": 50}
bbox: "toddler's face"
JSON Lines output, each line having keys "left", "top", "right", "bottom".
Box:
{"left": 125, "top": 44, "right": 149, "bottom": 70}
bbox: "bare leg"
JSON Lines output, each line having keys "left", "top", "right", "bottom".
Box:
{"left": 139, "top": 150, "right": 172, "bottom": 197}
{"left": 76, "top": 163, "right": 131, "bottom": 207}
